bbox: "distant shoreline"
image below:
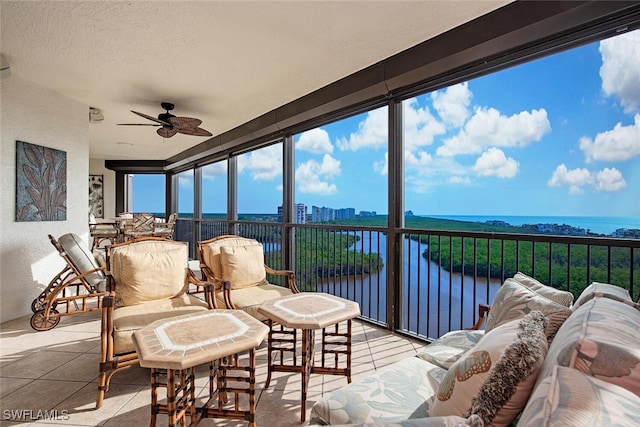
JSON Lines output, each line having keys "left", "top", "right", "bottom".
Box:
{"left": 169, "top": 212, "right": 640, "bottom": 238}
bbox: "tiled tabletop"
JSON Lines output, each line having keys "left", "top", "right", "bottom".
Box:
{"left": 258, "top": 292, "right": 360, "bottom": 329}
{"left": 132, "top": 309, "right": 269, "bottom": 370}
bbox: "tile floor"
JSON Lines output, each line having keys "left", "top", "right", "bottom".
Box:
{"left": 0, "top": 310, "right": 425, "bottom": 426}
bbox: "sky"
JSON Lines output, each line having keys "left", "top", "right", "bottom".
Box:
{"left": 135, "top": 29, "right": 640, "bottom": 219}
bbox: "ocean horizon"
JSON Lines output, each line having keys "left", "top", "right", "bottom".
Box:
{"left": 423, "top": 215, "right": 640, "bottom": 235}
{"left": 178, "top": 212, "right": 640, "bottom": 236}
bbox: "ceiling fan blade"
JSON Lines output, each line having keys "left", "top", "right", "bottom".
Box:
{"left": 168, "top": 116, "right": 202, "bottom": 128}
{"left": 131, "top": 110, "right": 170, "bottom": 126}
{"left": 117, "top": 123, "right": 161, "bottom": 126}
{"left": 178, "top": 127, "right": 213, "bottom": 137}
{"left": 157, "top": 127, "right": 179, "bottom": 138}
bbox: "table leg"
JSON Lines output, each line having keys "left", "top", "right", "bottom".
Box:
{"left": 300, "top": 328, "right": 314, "bottom": 422}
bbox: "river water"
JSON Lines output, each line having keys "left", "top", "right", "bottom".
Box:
{"left": 314, "top": 232, "right": 502, "bottom": 338}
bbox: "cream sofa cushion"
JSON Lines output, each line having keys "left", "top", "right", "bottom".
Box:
{"left": 417, "top": 329, "right": 485, "bottom": 370}
{"left": 518, "top": 366, "right": 640, "bottom": 426}
{"left": 485, "top": 278, "right": 572, "bottom": 342}
{"left": 220, "top": 244, "right": 267, "bottom": 289}
{"left": 111, "top": 241, "right": 188, "bottom": 305}
{"left": 112, "top": 293, "right": 209, "bottom": 354}
{"left": 537, "top": 296, "right": 640, "bottom": 398}
{"left": 310, "top": 356, "right": 447, "bottom": 425}
{"left": 513, "top": 272, "right": 574, "bottom": 307}
{"left": 573, "top": 281, "right": 632, "bottom": 309}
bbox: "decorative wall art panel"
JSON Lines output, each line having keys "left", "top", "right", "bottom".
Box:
{"left": 15, "top": 140, "right": 67, "bottom": 222}
{"left": 89, "top": 174, "right": 104, "bottom": 218}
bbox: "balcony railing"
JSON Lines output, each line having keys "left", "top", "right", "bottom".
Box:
{"left": 175, "top": 218, "right": 640, "bottom": 342}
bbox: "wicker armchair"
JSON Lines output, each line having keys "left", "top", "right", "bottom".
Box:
{"left": 153, "top": 212, "right": 177, "bottom": 239}
{"left": 121, "top": 212, "right": 155, "bottom": 241}
{"left": 96, "top": 237, "right": 216, "bottom": 408}
{"left": 197, "top": 235, "right": 299, "bottom": 321}
{"left": 89, "top": 213, "right": 119, "bottom": 249}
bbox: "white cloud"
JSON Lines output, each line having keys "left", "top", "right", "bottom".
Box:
{"left": 295, "top": 154, "right": 341, "bottom": 195}
{"left": 337, "top": 108, "right": 387, "bottom": 151}
{"left": 436, "top": 107, "right": 551, "bottom": 156}
{"left": 201, "top": 161, "right": 227, "bottom": 180}
{"left": 431, "top": 82, "right": 472, "bottom": 127}
{"left": 548, "top": 164, "right": 594, "bottom": 194}
{"left": 405, "top": 150, "right": 433, "bottom": 168}
{"left": 600, "top": 30, "right": 640, "bottom": 114}
{"left": 373, "top": 152, "right": 388, "bottom": 175}
{"left": 404, "top": 98, "right": 447, "bottom": 153}
{"left": 239, "top": 144, "right": 282, "bottom": 181}
{"left": 448, "top": 175, "right": 471, "bottom": 184}
{"left": 296, "top": 128, "right": 333, "bottom": 154}
{"left": 472, "top": 147, "right": 519, "bottom": 178}
{"left": 595, "top": 167, "right": 626, "bottom": 192}
{"left": 579, "top": 113, "right": 640, "bottom": 162}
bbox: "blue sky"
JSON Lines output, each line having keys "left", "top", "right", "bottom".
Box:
{"left": 136, "top": 29, "right": 640, "bottom": 218}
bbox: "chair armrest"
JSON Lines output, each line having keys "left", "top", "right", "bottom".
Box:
{"left": 187, "top": 269, "right": 218, "bottom": 309}
{"left": 264, "top": 265, "right": 300, "bottom": 293}
{"left": 220, "top": 280, "right": 237, "bottom": 309}
{"left": 466, "top": 303, "right": 491, "bottom": 330}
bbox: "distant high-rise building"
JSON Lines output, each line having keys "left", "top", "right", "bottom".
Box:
{"left": 278, "top": 204, "right": 307, "bottom": 223}
{"left": 335, "top": 208, "right": 356, "bottom": 220}
{"left": 312, "top": 206, "right": 334, "bottom": 223}
{"left": 295, "top": 203, "right": 307, "bottom": 224}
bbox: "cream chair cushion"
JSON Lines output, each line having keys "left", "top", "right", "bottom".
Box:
{"left": 58, "top": 233, "right": 107, "bottom": 292}
{"left": 111, "top": 241, "right": 188, "bottom": 305}
{"left": 215, "top": 284, "right": 294, "bottom": 321}
{"left": 112, "top": 293, "right": 209, "bottom": 354}
{"left": 202, "top": 236, "right": 260, "bottom": 287}
{"left": 220, "top": 244, "right": 267, "bottom": 289}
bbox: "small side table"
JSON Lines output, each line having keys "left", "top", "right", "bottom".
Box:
{"left": 258, "top": 292, "right": 360, "bottom": 422}
{"left": 132, "top": 310, "right": 268, "bottom": 427}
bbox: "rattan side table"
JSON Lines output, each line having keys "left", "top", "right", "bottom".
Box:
{"left": 132, "top": 310, "right": 268, "bottom": 427}
{"left": 258, "top": 292, "right": 360, "bottom": 422}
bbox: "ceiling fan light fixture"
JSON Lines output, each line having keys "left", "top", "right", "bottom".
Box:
{"left": 117, "top": 102, "right": 212, "bottom": 138}
{"left": 89, "top": 107, "right": 104, "bottom": 122}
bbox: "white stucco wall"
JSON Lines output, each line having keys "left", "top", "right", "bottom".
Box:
{"left": 0, "top": 73, "right": 89, "bottom": 323}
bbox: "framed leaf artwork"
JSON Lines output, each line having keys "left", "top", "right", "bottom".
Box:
{"left": 15, "top": 140, "right": 67, "bottom": 221}
{"left": 89, "top": 174, "right": 104, "bottom": 218}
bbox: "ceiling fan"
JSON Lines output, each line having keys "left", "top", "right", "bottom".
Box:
{"left": 118, "top": 102, "right": 212, "bottom": 138}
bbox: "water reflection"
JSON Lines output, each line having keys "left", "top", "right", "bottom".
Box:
{"left": 314, "top": 231, "right": 501, "bottom": 339}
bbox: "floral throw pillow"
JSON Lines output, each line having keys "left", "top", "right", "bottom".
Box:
{"left": 485, "top": 278, "right": 571, "bottom": 342}
{"left": 518, "top": 366, "right": 640, "bottom": 426}
{"left": 430, "top": 311, "right": 549, "bottom": 427}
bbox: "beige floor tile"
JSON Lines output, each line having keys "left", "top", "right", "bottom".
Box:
{"left": 0, "top": 377, "right": 32, "bottom": 399}
{"left": 1, "top": 314, "right": 427, "bottom": 427}
{"left": 41, "top": 353, "right": 99, "bottom": 382}
{"left": 1, "top": 351, "right": 81, "bottom": 379}
{"left": 1, "top": 379, "right": 87, "bottom": 415}
{"left": 107, "top": 364, "right": 150, "bottom": 386}
{"left": 50, "top": 382, "right": 145, "bottom": 426}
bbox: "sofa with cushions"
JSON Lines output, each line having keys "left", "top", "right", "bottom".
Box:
{"left": 309, "top": 273, "right": 640, "bottom": 426}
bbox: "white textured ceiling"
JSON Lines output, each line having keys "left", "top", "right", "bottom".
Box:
{"left": 1, "top": 1, "right": 509, "bottom": 161}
